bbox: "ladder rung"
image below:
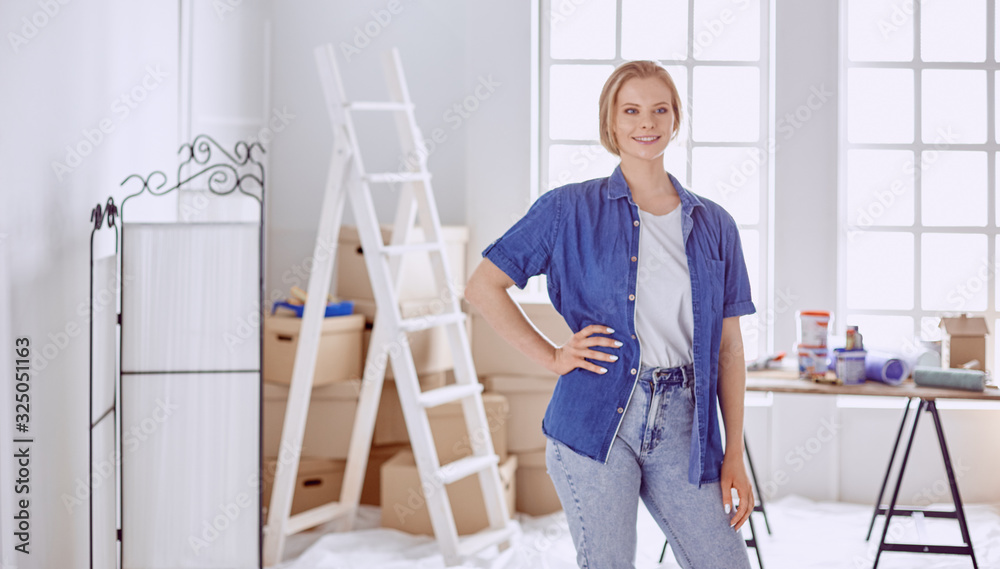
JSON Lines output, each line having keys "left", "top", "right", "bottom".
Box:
{"left": 455, "top": 521, "right": 518, "bottom": 558}
{"left": 418, "top": 383, "right": 484, "bottom": 409}
{"left": 347, "top": 101, "right": 414, "bottom": 111}
{"left": 380, "top": 242, "right": 444, "bottom": 256}
{"left": 365, "top": 172, "right": 431, "bottom": 184}
{"left": 284, "top": 501, "right": 353, "bottom": 535}
{"left": 399, "top": 312, "right": 466, "bottom": 333}
{"left": 435, "top": 454, "right": 498, "bottom": 485}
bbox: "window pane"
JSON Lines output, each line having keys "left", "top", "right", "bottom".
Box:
{"left": 738, "top": 228, "right": 760, "bottom": 362}
{"left": 847, "top": 0, "right": 913, "bottom": 62}
{"left": 548, "top": 65, "right": 614, "bottom": 140}
{"left": 922, "top": 70, "right": 986, "bottom": 144}
{"left": 922, "top": 233, "right": 988, "bottom": 311}
{"left": 692, "top": 66, "right": 760, "bottom": 142}
{"left": 547, "top": 144, "right": 619, "bottom": 190}
{"left": 664, "top": 65, "right": 690, "bottom": 145}
{"left": 846, "top": 150, "right": 914, "bottom": 227}
{"left": 664, "top": 146, "right": 689, "bottom": 186}
{"left": 921, "top": 316, "right": 942, "bottom": 342}
{"left": 843, "top": 315, "right": 914, "bottom": 354}
{"left": 921, "top": 151, "right": 987, "bottom": 227}
{"left": 549, "top": 0, "right": 617, "bottom": 60}
{"left": 847, "top": 68, "right": 914, "bottom": 143}
{"left": 692, "top": 0, "right": 760, "bottom": 62}
{"left": 846, "top": 232, "right": 913, "bottom": 310}
{"left": 920, "top": 0, "right": 986, "bottom": 62}
{"left": 692, "top": 147, "right": 761, "bottom": 224}
{"left": 621, "top": 0, "right": 688, "bottom": 60}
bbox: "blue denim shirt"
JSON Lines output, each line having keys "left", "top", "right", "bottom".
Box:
{"left": 482, "top": 165, "right": 756, "bottom": 486}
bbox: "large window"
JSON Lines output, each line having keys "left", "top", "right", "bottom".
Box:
{"left": 538, "top": 0, "right": 773, "bottom": 359}
{"left": 839, "top": 0, "right": 998, "bottom": 368}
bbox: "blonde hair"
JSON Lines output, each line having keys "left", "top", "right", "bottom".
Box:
{"left": 598, "top": 61, "right": 683, "bottom": 156}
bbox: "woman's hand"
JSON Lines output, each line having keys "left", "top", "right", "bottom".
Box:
{"left": 720, "top": 451, "right": 754, "bottom": 531}
{"left": 547, "top": 324, "right": 622, "bottom": 376}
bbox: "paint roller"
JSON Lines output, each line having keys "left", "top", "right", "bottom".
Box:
{"left": 913, "top": 366, "right": 987, "bottom": 392}
{"left": 864, "top": 350, "right": 910, "bottom": 386}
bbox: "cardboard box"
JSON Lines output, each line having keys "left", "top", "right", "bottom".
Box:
{"left": 263, "top": 380, "right": 361, "bottom": 459}
{"left": 263, "top": 314, "right": 364, "bottom": 386}
{"left": 380, "top": 450, "right": 516, "bottom": 536}
{"left": 355, "top": 297, "right": 468, "bottom": 378}
{"left": 431, "top": 393, "right": 510, "bottom": 465}
{"left": 362, "top": 443, "right": 410, "bottom": 506}
{"left": 337, "top": 225, "right": 469, "bottom": 302}
{"left": 469, "top": 301, "right": 572, "bottom": 376}
{"left": 262, "top": 458, "right": 344, "bottom": 518}
{"left": 374, "top": 372, "right": 449, "bottom": 445}
{"left": 940, "top": 315, "right": 989, "bottom": 371}
{"left": 482, "top": 375, "right": 558, "bottom": 453}
{"left": 514, "top": 450, "right": 562, "bottom": 516}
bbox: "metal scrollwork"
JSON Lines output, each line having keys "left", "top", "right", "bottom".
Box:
{"left": 116, "top": 134, "right": 266, "bottom": 215}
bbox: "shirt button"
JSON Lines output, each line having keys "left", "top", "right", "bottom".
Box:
{"left": 628, "top": 294, "right": 635, "bottom": 301}
{"left": 631, "top": 334, "right": 637, "bottom": 339}
{"left": 630, "top": 368, "right": 637, "bottom": 375}
{"left": 617, "top": 407, "right": 624, "bottom": 414}
{"left": 633, "top": 220, "right": 639, "bottom": 227}
{"left": 631, "top": 256, "right": 637, "bottom": 262}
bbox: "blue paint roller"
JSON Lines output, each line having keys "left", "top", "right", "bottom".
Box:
{"left": 865, "top": 350, "right": 910, "bottom": 385}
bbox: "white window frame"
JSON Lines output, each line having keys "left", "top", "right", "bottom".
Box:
{"left": 529, "top": 0, "right": 775, "bottom": 360}
{"left": 837, "top": 0, "right": 998, "bottom": 371}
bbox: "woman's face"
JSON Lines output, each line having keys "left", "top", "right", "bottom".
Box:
{"left": 612, "top": 76, "right": 675, "bottom": 163}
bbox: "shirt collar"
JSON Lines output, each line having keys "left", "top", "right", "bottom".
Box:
{"left": 606, "top": 164, "right": 705, "bottom": 211}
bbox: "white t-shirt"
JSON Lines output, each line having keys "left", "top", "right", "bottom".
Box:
{"left": 635, "top": 206, "right": 694, "bottom": 368}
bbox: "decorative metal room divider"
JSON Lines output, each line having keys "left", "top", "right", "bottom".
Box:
{"left": 89, "top": 135, "right": 265, "bottom": 568}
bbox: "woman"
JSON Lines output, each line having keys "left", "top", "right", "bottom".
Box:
{"left": 465, "top": 60, "right": 755, "bottom": 568}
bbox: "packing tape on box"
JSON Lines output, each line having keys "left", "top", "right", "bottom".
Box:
{"left": 864, "top": 350, "right": 910, "bottom": 386}
{"left": 912, "top": 366, "right": 986, "bottom": 392}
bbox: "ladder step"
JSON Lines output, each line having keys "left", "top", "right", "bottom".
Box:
{"left": 365, "top": 172, "right": 431, "bottom": 184}
{"left": 418, "top": 383, "right": 484, "bottom": 409}
{"left": 455, "top": 521, "right": 518, "bottom": 558}
{"left": 435, "top": 454, "right": 498, "bottom": 485}
{"left": 284, "top": 501, "right": 352, "bottom": 535}
{"left": 347, "top": 101, "right": 414, "bottom": 111}
{"left": 380, "top": 242, "right": 444, "bottom": 256}
{"left": 399, "top": 311, "right": 466, "bottom": 333}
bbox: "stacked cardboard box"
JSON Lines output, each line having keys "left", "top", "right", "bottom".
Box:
{"left": 380, "top": 450, "right": 517, "bottom": 536}
{"left": 469, "top": 300, "right": 571, "bottom": 516}
{"left": 262, "top": 313, "right": 365, "bottom": 385}
{"left": 262, "top": 312, "right": 366, "bottom": 514}
{"left": 262, "top": 457, "right": 345, "bottom": 517}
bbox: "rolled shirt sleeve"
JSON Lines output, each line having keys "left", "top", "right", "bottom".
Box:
{"left": 482, "top": 189, "right": 562, "bottom": 290}
{"left": 721, "top": 218, "right": 756, "bottom": 319}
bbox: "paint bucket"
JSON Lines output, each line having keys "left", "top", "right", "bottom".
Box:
{"left": 797, "top": 310, "right": 831, "bottom": 348}
{"left": 798, "top": 346, "right": 829, "bottom": 379}
{"left": 834, "top": 348, "right": 867, "bottom": 385}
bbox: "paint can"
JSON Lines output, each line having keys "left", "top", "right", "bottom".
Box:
{"left": 797, "top": 310, "right": 831, "bottom": 348}
{"left": 798, "top": 346, "right": 829, "bottom": 380}
{"left": 834, "top": 348, "right": 867, "bottom": 385}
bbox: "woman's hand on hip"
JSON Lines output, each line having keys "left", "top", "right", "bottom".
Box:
{"left": 547, "top": 324, "right": 622, "bottom": 376}
{"left": 720, "top": 451, "right": 754, "bottom": 531}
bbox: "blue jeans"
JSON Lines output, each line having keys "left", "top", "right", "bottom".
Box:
{"left": 545, "top": 363, "right": 752, "bottom": 569}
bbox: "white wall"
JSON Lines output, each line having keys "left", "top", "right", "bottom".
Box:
{"left": 0, "top": 1, "right": 180, "bottom": 567}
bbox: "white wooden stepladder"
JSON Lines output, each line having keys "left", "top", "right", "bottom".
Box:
{"left": 262, "top": 45, "right": 515, "bottom": 566}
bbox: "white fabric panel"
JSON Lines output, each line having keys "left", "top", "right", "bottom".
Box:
{"left": 92, "top": 416, "right": 117, "bottom": 569}
{"left": 122, "top": 372, "right": 259, "bottom": 569}
{"left": 92, "top": 255, "right": 118, "bottom": 420}
{"left": 121, "top": 223, "right": 260, "bottom": 372}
